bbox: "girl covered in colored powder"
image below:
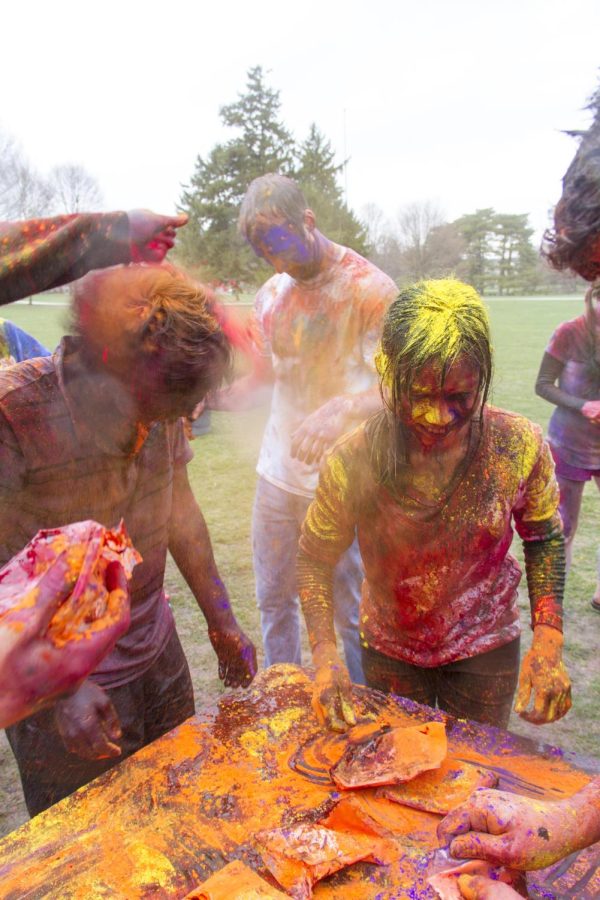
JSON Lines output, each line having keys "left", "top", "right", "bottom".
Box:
{"left": 298, "top": 278, "right": 571, "bottom": 731}
{"left": 535, "top": 284, "right": 600, "bottom": 612}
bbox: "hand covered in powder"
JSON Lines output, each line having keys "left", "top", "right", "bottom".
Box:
{"left": 55, "top": 679, "right": 122, "bottom": 759}
{"left": 0, "top": 555, "right": 129, "bottom": 729}
{"left": 312, "top": 641, "right": 357, "bottom": 732}
{"left": 437, "top": 788, "right": 576, "bottom": 871}
{"left": 514, "top": 625, "right": 571, "bottom": 723}
{"left": 456, "top": 874, "right": 524, "bottom": 899}
{"left": 128, "top": 209, "right": 188, "bottom": 263}
{"left": 209, "top": 625, "right": 257, "bottom": 688}
{"left": 581, "top": 400, "right": 600, "bottom": 424}
{"left": 290, "top": 397, "right": 351, "bottom": 466}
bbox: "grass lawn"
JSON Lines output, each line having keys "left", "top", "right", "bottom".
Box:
{"left": 0, "top": 293, "right": 598, "bottom": 838}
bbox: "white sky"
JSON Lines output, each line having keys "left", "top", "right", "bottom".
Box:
{"left": 2, "top": 0, "right": 599, "bottom": 239}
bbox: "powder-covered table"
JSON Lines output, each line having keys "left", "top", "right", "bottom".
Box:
{"left": 0, "top": 665, "right": 597, "bottom": 899}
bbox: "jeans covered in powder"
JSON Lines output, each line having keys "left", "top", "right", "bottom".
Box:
{"left": 253, "top": 476, "right": 365, "bottom": 684}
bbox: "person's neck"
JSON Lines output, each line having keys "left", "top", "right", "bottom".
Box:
{"left": 64, "top": 346, "right": 144, "bottom": 453}
{"left": 298, "top": 231, "right": 340, "bottom": 282}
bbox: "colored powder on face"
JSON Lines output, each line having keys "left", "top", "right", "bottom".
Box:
{"left": 252, "top": 225, "right": 310, "bottom": 264}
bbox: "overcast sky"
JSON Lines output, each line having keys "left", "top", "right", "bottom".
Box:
{"left": 2, "top": 0, "right": 599, "bottom": 239}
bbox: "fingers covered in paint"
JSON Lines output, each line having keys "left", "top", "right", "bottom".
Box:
{"left": 55, "top": 681, "right": 122, "bottom": 760}
{"left": 437, "top": 788, "right": 576, "bottom": 871}
{"left": 457, "top": 874, "right": 523, "bottom": 900}
{"left": 128, "top": 209, "right": 188, "bottom": 263}
{"left": 209, "top": 626, "right": 257, "bottom": 688}
{"left": 514, "top": 625, "right": 571, "bottom": 724}
{"left": 312, "top": 641, "right": 356, "bottom": 732}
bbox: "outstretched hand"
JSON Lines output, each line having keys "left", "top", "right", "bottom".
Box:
{"left": 128, "top": 209, "right": 188, "bottom": 263}
{"left": 0, "top": 554, "right": 130, "bottom": 728}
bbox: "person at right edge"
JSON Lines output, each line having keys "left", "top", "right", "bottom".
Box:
{"left": 433, "top": 87, "right": 600, "bottom": 900}
{"left": 535, "top": 285, "right": 600, "bottom": 612}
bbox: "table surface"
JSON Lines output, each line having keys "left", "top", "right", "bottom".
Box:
{"left": 0, "top": 664, "right": 597, "bottom": 900}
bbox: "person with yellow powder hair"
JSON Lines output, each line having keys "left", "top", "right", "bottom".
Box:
{"left": 298, "top": 278, "right": 571, "bottom": 731}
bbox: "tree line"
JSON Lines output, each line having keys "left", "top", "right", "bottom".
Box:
{"left": 363, "top": 203, "right": 583, "bottom": 295}
{"left": 179, "top": 67, "right": 584, "bottom": 295}
{"left": 1, "top": 66, "right": 584, "bottom": 296}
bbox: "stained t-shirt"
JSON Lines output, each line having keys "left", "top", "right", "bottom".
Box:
{"left": 252, "top": 245, "right": 397, "bottom": 498}
{"left": 0, "top": 338, "right": 192, "bottom": 689}
{"left": 299, "top": 407, "right": 561, "bottom": 667}
{"left": 546, "top": 315, "right": 600, "bottom": 469}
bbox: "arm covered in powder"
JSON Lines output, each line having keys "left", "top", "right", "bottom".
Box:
{"left": 0, "top": 209, "right": 187, "bottom": 304}
{"left": 298, "top": 436, "right": 361, "bottom": 731}
{"left": 0, "top": 214, "right": 131, "bottom": 303}
{"left": 438, "top": 777, "right": 600, "bottom": 871}
{"left": 513, "top": 434, "right": 571, "bottom": 724}
{"left": 169, "top": 464, "right": 257, "bottom": 687}
{"left": 535, "top": 351, "right": 586, "bottom": 411}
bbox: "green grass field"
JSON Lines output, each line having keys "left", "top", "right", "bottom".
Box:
{"left": 0, "top": 293, "right": 598, "bottom": 836}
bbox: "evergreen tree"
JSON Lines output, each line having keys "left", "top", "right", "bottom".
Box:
{"left": 454, "top": 208, "right": 539, "bottom": 295}
{"left": 295, "top": 124, "right": 369, "bottom": 255}
{"left": 179, "top": 66, "right": 295, "bottom": 281}
{"left": 491, "top": 213, "right": 538, "bottom": 295}
{"left": 453, "top": 208, "right": 496, "bottom": 294}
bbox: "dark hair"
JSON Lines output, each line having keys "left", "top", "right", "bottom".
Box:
{"left": 238, "top": 174, "right": 308, "bottom": 240}
{"left": 366, "top": 278, "right": 493, "bottom": 486}
{"left": 543, "top": 86, "right": 600, "bottom": 281}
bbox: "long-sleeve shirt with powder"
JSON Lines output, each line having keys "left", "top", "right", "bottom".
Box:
{"left": 0, "top": 213, "right": 130, "bottom": 304}
{"left": 298, "top": 406, "right": 564, "bottom": 668}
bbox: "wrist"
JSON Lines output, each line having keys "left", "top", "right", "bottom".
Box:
{"left": 323, "top": 395, "right": 352, "bottom": 420}
{"left": 561, "top": 779, "right": 600, "bottom": 850}
{"left": 312, "top": 639, "right": 340, "bottom": 666}
{"left": 532, "top": 623, "right": 564, "bottom": 650}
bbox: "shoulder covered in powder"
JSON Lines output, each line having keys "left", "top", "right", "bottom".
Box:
{"left": 338, "top": 247, "right": 397, "bottom": 296}
{"left": 318, "top": 421, "right": 372, "bottom": 496}
{"left": 485, "top": 405, "right": 546, "bottom": 477}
